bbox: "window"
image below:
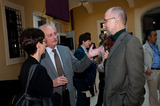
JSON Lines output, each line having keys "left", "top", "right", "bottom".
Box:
{"left": 97, "top": 20, "right": 106, "bottom": 42}
{"left": 50, "top": 19, "right": 63, "bottom": 33}
{"left": 50, "top": 19, "right": 64, "bottom": 45}
{"left": 33, "top": 11, "right": 48, "bottom": 28}
{"left": 1, "top": 0, "right": 26, "bottom": 65}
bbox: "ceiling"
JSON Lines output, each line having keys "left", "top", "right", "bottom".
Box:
{"left": 69, "top": 0, "right": 135, "bottom": 13}
{"left": 69, "top": 0, "right": 108, "bottom": 2}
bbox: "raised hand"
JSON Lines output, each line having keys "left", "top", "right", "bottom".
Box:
{"left": 102, "top": 50, "right": 109, "bottom": 61}
{"left": 87, "top": 44, "right": 104, "bottom": 58}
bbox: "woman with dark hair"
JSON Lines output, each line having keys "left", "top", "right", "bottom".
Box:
{"left": 19, "top": 28, "right": 54, "bottom": 105}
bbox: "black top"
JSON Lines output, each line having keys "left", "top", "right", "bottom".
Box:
{"left": 113, "top": 28, "right": 126, "bottom": 41}
{"left": 19, "top": 56, "right": 53, "bottom": 97}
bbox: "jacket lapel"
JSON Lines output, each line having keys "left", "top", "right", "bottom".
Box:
{"left": 42, "top": 51, "right": 58, "bottom": 77}
{"left": 79, "top": 46, "right": 86, "bottom": 56}
{"left": 108, "top": 31, "right": 127, "bottom": 58}
{"left": 145, "top": 41, "right": 153, "bottom": 59}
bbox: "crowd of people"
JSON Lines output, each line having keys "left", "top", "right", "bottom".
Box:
{"left": 18, "top": 6, "right": 160, "bottom": 106}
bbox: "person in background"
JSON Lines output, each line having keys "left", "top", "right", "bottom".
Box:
{"left": 95, "top": 35, "right": 114, "bottom": 106}
{"left": 73, "top": 33, "right": 97, "bottom": 106}
{"left": 85, "top": 32, "right": 98, "bottom": 64}
{"left": 19, "top": 28, "right": 54, "bottom": 106}
{"left": 96, "top": 33, "right": 107, "bottom": 106}
{"left": 104, "top": 35, "right": 115, "bottom": 52}
{"left": 99, "top": 33, "right": 106, "bottom": 47}
{"left": 39, "top": 24, "right": 104, "bottom": 106}
{"left": 103, "top": 6, "right": 145, "bottom": 106}
{"left": 143, "top": 29, "right": 160, "bottom": 106}
{"left": 85, "top": 32, "right": 96, "bottom": 50}
{"left": 97, "top": 33, "right": 107, "bottom": 64}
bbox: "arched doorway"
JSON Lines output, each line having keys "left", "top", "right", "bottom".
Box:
{"left": 134, "top": 2, "right": 160, "bottom": 106}
{"left": 142, "top": 7, "right": 160, "bottom": 44}
{"left": 134, "top": 0, "right": 160, "bottom": 43}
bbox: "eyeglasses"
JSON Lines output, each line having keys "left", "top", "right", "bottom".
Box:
{"left": 104, "top": 17, "right": 115, "bottom": 23}
{"left": 43, "top": 40, "right": 47, "bottom": 43}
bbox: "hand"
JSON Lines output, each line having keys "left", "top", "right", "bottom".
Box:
{"left": 146, "top": 69, "right": 152, "bottom": 76}
{"left": 93, "top": 58, "right": 97, "bottom": 64}
{"left": 97, "top": 62, "right": 104, "bottom": 73}
{"left": 53, "top": 76, "right": 68, "bottom": 87}
{"left": 87, "top": 45, "right": 104, "bottom": 58}
{"left": 102, "top": 50, "right": 109, "bottom": 61}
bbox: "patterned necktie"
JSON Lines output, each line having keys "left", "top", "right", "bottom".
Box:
{"left": 52, "top": 49, "right": 64, "bottom": 76}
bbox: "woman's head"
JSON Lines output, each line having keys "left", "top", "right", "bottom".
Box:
{"left": 20, "top": 28, "right": 45, "bottom": 55}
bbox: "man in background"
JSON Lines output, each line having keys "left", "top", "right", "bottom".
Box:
{"left": 143, "top": 29, "right": 160, "bottom": 106}
{"left": 96, "top": 35, "right": 114, "bottom": 106}
{"left": 99, "top": 33, "right": 106, "bottom": 47}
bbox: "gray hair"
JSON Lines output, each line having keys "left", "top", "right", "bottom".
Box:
{"left": 110, "top": 7, "right": 127, "bottom": 26}
{"left": 39, "top": 24, "right": 57, "bottom": 31}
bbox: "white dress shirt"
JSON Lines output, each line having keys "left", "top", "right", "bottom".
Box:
{"left": 46, "top": 46, "right": 64, "bottom": 72}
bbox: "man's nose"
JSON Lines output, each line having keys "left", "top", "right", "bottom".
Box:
{"left": 104, "top": 23, "right": 107, "bottom": 28}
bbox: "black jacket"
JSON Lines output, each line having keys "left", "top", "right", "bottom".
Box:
{"left": 19, "top": 56, "right": 53, "bottom": 97}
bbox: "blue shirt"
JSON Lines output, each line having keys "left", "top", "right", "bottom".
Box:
{"left": 149, "top": 43, "right": 160, "bottom": 68}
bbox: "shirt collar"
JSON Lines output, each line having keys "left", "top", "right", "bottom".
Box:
{"left": 113, "top": 28, "right": 126, "bottom": 41}
{"left": 148, "top": 42, "right": 157, "bottom": 48}
{"left": 81, "top": 45, "right": 88, "bottom": 53}
{"left": 46, "top": 46, "right": 58, "bottom": 53}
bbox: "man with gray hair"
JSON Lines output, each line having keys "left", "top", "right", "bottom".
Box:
{"left": 103, "top": 7, "right": 145, "bottom": 106}
{"left": 39, "top": 24, "right": 104, "bottom": 106}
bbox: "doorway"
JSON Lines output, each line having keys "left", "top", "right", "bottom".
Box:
{"left": 142, "top": 7, "right": 160, "bottom": 44}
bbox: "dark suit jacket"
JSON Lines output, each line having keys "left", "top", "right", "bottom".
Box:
{"left": 40, "top": 45, "right": 92, "bottom": 106}
{"left": 74, "top": 46, "right": 97, "bottom": 95}
{"left": 104, "top": 31, "right": 145, "bottom": 106}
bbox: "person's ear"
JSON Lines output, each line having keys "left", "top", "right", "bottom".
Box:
{"left": 82, "top": 41, "right": 85, "bottom": 44}
{"left": 36, "top": 42, "right": 41, "bottom": 49}
{"left": 115, "top": 18, "right": 120, "bottom": 25}
{"left": 147, "top": 36, "right": 151, "bottom": 41}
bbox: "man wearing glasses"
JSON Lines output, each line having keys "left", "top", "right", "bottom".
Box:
{"left": 103, "top": 7, "right": 145, "bottom": 106}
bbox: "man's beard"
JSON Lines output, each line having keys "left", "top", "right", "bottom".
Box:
{"left": 106, "top": 29, "right": 111, "bottom": 36}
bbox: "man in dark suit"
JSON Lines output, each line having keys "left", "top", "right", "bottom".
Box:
{"left": 74, "top": 33, "right": 97, "bottom": 106}
{"left": 103, "top": 7, "right": 145, "bottom": 106}
{"left": 39, "top": 24, "right": 103, "bottom": 106}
